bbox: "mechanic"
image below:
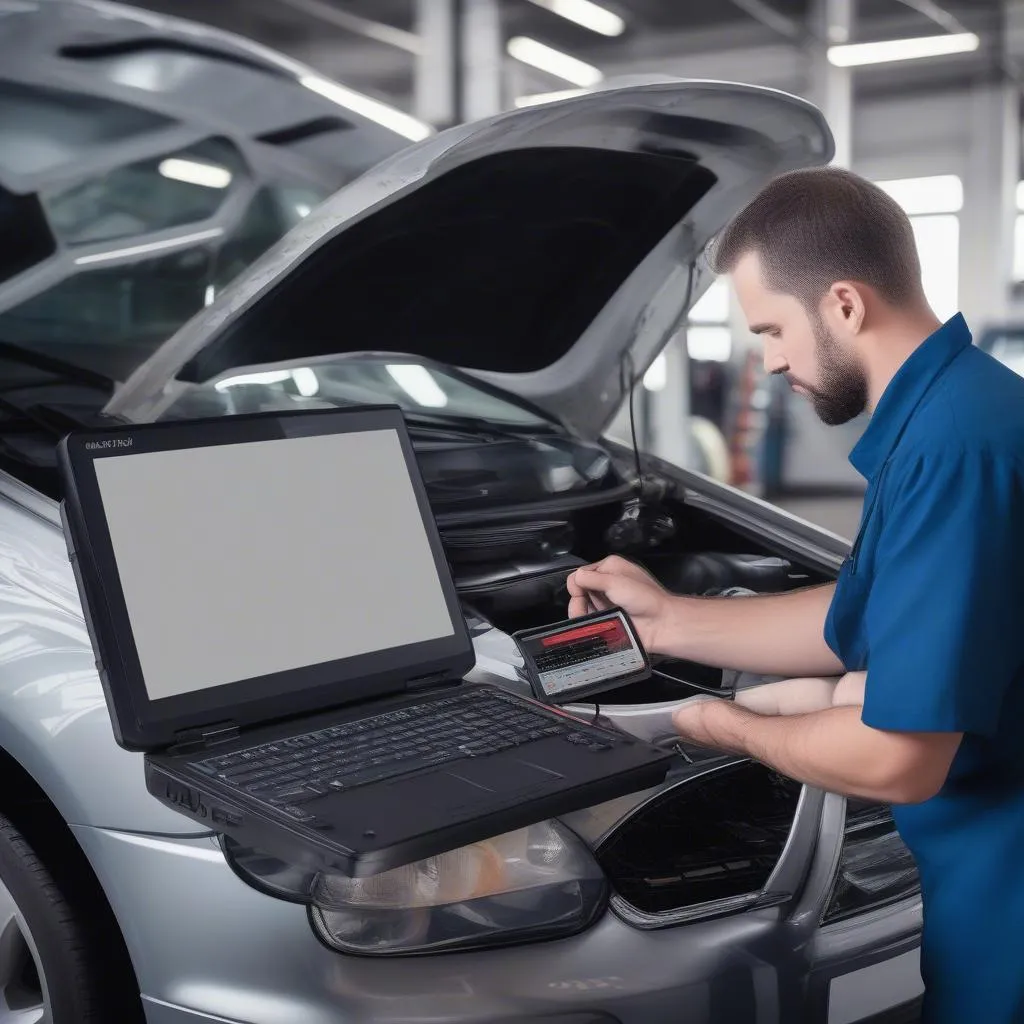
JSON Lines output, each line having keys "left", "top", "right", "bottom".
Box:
{"left": 567, "top": 166, "right": 1024, "bottom": 1024}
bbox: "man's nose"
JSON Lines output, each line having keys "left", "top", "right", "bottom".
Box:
{"left": 764, "top": 352, "right": 788, "bottom": 376}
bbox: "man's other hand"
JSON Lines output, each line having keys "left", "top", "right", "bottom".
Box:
{"left": 567, "top": 555, "right": 674, "bottom": 654}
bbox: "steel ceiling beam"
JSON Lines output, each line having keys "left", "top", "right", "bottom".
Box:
{"left": 272, "top": 0, "right": 423, "bottom": 54}
{"left": 724, "top": 0, "right": 803, "bottom": 40}
{"left": 890, "top": 0, "right": 969, "bottom": 35}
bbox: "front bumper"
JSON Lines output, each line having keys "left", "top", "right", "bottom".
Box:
{"left": 72, "top": 817, "right": 922, "bottom": 1024}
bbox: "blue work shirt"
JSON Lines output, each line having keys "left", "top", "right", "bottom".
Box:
{"left": 825, "top": 312, "right": 1024, "bottom": 1024}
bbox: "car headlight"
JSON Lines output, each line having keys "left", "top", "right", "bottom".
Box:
{"left": 821, "top": 800, "right": 920, "bottom": 924}
{"left": 223, "top": 820, "right": 607, "bottom": 956}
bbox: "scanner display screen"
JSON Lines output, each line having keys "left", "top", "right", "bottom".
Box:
{"left": 517, "top": 610, "right": 647, "bottom": 702}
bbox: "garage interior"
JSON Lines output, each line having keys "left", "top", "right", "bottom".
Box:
{"left": 0, "top": 1, "right": 1018, "bottom": 1023}
{"left": 99, "top": 0, "right": 1024, "bottom": 539}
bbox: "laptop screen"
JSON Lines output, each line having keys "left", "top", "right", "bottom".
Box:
{"left": 91, "top": 427, "right": 456, "bottom": 703}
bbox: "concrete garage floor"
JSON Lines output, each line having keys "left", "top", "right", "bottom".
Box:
{"left": 775, "top": 495, "right": 865, "bottom": 543}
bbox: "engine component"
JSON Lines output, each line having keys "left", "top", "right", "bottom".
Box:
{"left": 646, "top": 551, "right": 801, "bottom": 595}
{"left": 603, "top": 499, "right": 677, "bottom": 552}
{"left": 442, "top": 519, "right": 574, "bottom": 565}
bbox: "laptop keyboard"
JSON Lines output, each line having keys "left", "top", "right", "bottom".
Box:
{"left": 192, "top": 688, "right": 619, "bottom": 821}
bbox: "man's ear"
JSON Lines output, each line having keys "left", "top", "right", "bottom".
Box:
{"left": 822, "top": 281, "right": 867, "bottom": 336}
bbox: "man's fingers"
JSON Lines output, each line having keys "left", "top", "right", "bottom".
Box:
{"left": 571, "top": 567, "right": 612, "bottom": 592}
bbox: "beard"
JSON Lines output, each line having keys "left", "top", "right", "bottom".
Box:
{"left": 785, "top": 313, "right": 869, "bottom": 426}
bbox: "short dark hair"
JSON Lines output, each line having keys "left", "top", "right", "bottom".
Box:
{"left": 707, "top": 166, "right": 923, "bottom": 310}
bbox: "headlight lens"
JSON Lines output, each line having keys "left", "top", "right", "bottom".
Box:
{"left": 310, "top": 820, "right": 607, "bottom": 956}
{"left": 822, "top": 801, "right": 920, "bottom": 924}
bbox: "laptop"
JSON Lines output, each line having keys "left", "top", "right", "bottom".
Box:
{"left": 57, "top": 405, "right": 676, "bottom": 878}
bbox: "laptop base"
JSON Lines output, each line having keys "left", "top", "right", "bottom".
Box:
{"left": 144, "top": 682, "right": 676, "bottom": 878}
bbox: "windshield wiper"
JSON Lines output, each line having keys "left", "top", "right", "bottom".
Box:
{"left": 402, "top": 411, "right": 563, "bottom": 437}
{"left": 0, "top": 339, "right": 116, "bottom": 394}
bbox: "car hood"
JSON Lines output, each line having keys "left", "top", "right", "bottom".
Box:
{"left": 106, "top": 78, "right": 833, "bottom": 438}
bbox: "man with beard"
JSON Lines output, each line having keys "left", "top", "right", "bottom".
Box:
{"left": 567, "top": 166, "right": 1024, "bottom": 1024}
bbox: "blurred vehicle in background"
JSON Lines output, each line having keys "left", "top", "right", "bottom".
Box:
{"left": 977, "top": 322, "right": 1024, "bottom": 376}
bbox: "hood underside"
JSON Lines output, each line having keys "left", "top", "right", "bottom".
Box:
{"left": 108, "top": 79, "right": 834, "bottom": 437}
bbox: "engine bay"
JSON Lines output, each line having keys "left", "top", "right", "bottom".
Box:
{"left": 446, "top": 477, "right": 830, "bottom": 707}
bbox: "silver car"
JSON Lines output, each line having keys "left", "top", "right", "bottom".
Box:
{"left": 0, "top": 12, "right": 924, "bottom": 1024}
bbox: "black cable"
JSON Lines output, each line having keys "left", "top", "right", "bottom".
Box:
{"left": 621, "top": 261, "right": 698, "bottom": 496}
{"left": 622, "top": 351, "right": 643, "bottom": 493}
{"left": 652, "top": 667, "right": 735, "bottom": 700}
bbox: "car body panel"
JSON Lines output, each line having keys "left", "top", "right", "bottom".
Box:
{"left": 0, "top": 476, "right": 211, "bottom": 832}
{"left": 106, "top": 79, "right": 834, "bottom": 438}
{"left": 68, "top": 788, "right": 921, "bottom": 1024}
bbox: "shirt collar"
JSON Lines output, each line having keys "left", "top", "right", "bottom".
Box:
{"left": 849, "top": 312, "right": 972, "bottom": 480}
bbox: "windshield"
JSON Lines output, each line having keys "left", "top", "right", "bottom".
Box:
{"left": 158, "top": 357, "right": 560, "bottom": 430}
{"left": 0, "top": 76, "right": 410, "bottom": 384}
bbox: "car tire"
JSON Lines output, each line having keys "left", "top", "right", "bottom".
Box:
{"left": 0, "top": 812, "right": 124, "bottom": 1023}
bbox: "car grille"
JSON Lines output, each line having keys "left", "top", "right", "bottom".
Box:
{"left": 594, "top": 760, "right": 802, "bottom": 915}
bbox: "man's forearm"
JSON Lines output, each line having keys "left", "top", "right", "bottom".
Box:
{"left": 659, "top": 582, "right": 846, "bottom": 677}
{"left": 686, "top": 700, "right": 956, "bottom": 804}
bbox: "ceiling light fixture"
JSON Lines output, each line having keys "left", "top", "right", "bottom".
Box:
{"left": 158, "top": 158, "right": 233, "bottom": 189}
{"left": 827, "top": 31, "right": 979, "bottom": 66}
{"left": 300, "top": 75, "right": 433, "bottom": 141}
{"left": 525, "top": 0, "right": 625, "bottom": 37}
{"left": 506, "top": 36, "right": 603, "bottom": 86}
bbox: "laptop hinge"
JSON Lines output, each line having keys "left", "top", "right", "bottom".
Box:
{"left": 405, "top": 671, "right": 458, "bottom": 693}
{"left": 169, "top": 721, "right": 240, "bottom": 755}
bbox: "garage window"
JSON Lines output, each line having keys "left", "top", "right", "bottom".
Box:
{"left": 1013, "top": 182, "right": 1024, "bottom": 284}
{"left": 642, "top": 275, "right": 731, "bottom": 392}
{"left": 874, "top": 175, "right": 961, "bottom": 322}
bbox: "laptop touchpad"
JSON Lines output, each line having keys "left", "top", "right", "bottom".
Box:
{"left": 388, "top": 759, "right": 563, "bottom": 812}
{"left": 449, "top": 757, "right": 563, "bottom": 795}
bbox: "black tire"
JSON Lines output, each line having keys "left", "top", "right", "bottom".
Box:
{"left": 0, "top": 812, "right": 139, "bottom": 1023}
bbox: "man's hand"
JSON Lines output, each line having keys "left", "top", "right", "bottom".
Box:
{"left": 671, "top": 698, "right": 963, "bottom": 804}
{"left": 567, "top": 556, "right": 675, "bottom": 654}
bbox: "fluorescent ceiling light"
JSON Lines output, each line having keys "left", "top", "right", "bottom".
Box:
{"left": 514, "top": 87, "right": 590, "bottom": 107}
{"left": 525, "top": 0, "right": 625, "bottom": 37}
{"left": 386, "top": 364, "right": 448, "bottom": 407}
{"left": 875, "top": 174, "right": 963, "bottom": 215}
{"left": 827, "top": 32, "right": 978, "bottom": 66}
{"left": 300, "top": 75, "right": 433, "bottom": 141}
{"left": 506, "top": 36, "right": 603, "bottom": 87}
{"left": 158, "top": 158, "right": 232, "bottom": 189}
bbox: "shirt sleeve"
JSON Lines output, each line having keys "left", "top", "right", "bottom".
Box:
{"left": 861, "top": 446, "right": 1024, "bottom": 736}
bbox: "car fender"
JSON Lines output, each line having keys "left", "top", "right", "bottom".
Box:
{"left": 0, "top": 490, "right": 207, "bottom": 834}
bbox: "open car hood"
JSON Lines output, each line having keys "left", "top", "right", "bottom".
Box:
{"left": 107, "top": 78, "right": 834, "bottom": 438}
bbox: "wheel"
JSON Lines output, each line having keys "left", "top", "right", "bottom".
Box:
{"left": 0, "top": 812, "right": 131, "bottom": 1023}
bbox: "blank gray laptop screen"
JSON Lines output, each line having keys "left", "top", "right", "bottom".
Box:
{"left": 92, "top": 428, "right": 456, "bottom": 701}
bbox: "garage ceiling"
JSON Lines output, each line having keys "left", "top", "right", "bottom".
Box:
{"left": 125, "top": 0, "right": 1016, "bottom": 112}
